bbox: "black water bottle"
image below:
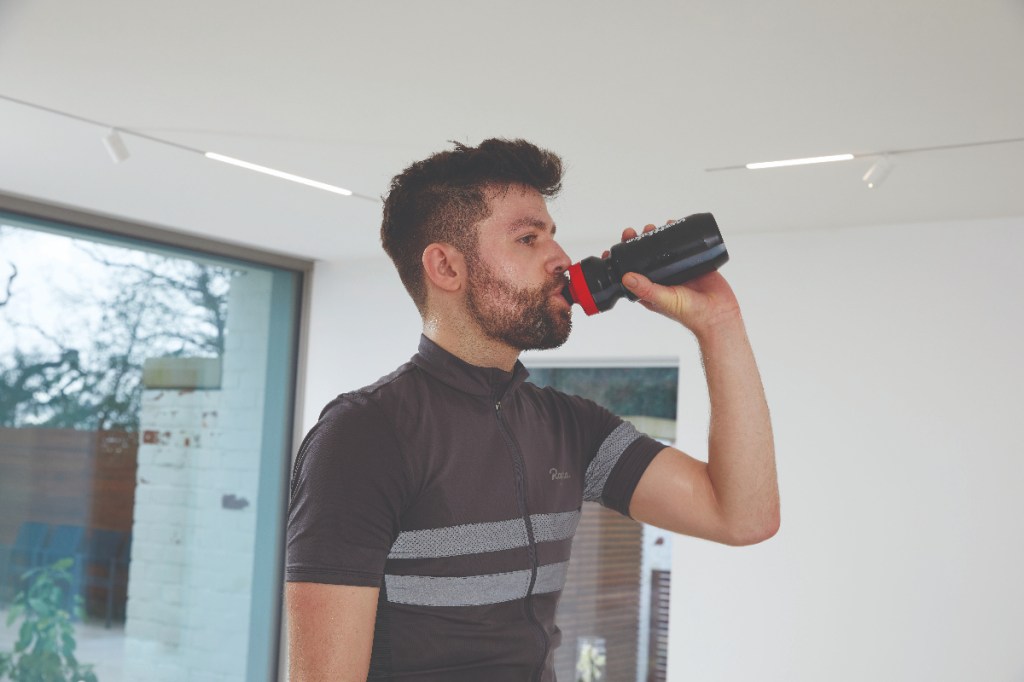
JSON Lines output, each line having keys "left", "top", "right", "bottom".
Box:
{"left": 563, "top": 213, "right": 729, "bottom": 316}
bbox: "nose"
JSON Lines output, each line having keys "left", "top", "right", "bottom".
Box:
{"left": 549, "top": 240, "right": 571, "bottom": 275}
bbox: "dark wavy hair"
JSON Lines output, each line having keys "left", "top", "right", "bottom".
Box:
{"left": 380, "top": 138, "right": 564, "bottom": 314}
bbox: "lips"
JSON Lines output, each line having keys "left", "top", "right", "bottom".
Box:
{"left": 550, "top": 277, "right": 570, "bottom": 299}
{"left": 549, "top": 290, "right": 572, "bottom": 311}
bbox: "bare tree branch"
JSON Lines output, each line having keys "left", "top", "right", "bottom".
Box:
{"left": 3, "top": 239, "right": 232, "bottom": 430}
{"left": 0, "top": 262, "right": 16, "bottom": 307}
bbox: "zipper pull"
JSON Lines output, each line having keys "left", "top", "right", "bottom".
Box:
{"left": 495, "top": 401, "right": 501, "bottom": 412}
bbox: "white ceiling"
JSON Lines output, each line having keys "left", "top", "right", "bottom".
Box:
{"left": 1, "top": 0, "right": 1022, "bottom": 262}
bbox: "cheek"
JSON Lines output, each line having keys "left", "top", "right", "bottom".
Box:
{"left": 492, "top": 259, "right": 524, "bottom": 283}
{"left": 497, "top": 256, "right": 524, "bottom": 280}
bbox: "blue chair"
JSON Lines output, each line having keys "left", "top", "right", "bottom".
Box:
{"left": 0, "top": 521, "right": 51, "bottom": 602}
{"left": 37, "top": 524, "right": 86, "bottom": 566}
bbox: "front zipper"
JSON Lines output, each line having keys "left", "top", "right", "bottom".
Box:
{"left": 495, "top": 399, "right": 550, "bottom": 682}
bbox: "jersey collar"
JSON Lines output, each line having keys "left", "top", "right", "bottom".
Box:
{"left": 412, "top": 335, "right": 530, "bottom": 399}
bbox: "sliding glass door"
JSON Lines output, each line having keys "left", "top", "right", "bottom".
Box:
{"left": 0, "top": 204, "right": 304, "bottom": 682}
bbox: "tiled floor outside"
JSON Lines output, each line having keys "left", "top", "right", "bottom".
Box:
{"left": 0, "top": 607, "right": 125, "bottom": 681}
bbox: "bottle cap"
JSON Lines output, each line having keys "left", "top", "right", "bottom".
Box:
{"left": 567, "top": 262, "right": 600, "bottom": 316}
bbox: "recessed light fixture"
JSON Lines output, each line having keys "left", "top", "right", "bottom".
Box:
{"left": 862, "top": 155, "right": 894, "bottom": 189}
{"left": 745, "top": 154, "right": 855, "bottom": 170}
{"left": 102, "top": 129, "right": 130, "bottom": 163}
{"left": 204, "top": 153, "right": 354, "bottom": 196}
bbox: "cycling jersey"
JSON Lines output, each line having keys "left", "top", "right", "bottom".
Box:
{"left": 286, "top": 335, "right": 665, "bottom": 681}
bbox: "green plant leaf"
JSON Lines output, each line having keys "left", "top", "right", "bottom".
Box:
{"left": 28, "top": 596, "right": 48, "bottom": 614}
{"left": 61, "top": 631, "right": 76, "bottom": 657}
{"left": 1, "top": 556, "right": 98, "bottom": 681}
{"left": 17, "top": 620, "right": 33, "bottom": 650}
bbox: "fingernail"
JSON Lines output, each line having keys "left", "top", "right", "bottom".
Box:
{"left": 624, "top": 274, "right": 638, "bottom": 287}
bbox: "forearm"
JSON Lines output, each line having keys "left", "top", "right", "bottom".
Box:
{"left": 695, "top": 313, "right": 779, "bottom": 544}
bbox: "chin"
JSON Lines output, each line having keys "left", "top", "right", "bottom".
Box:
{"left": 534, "top": 317, "right": 572, "bottom": 351}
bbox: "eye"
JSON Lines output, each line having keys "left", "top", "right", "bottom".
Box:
{"left": 517, "top": 234, "right": 537, "bottom": 246}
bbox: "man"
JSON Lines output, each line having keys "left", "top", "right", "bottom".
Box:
{"left": 286, "top": 138, "right": 779, "bottom": 681}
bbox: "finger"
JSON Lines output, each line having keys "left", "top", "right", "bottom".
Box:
{"left": 642, "top": 223, "right": 656, "bottom": 234}
{"left": 621, "top": 227, "right": 638, "bottom": 242}
{"left": 601, "top": 250, "right": 610, "bottom": 259}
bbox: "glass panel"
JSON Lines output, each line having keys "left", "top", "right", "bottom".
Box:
{"left": 0, "top": 212, "right": 300, "bottom": 682}
{"left": 526, "top": 365, "right": 677, "bottom": 682}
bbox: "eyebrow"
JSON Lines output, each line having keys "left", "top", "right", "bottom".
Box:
{"left": 507, "top": 217, "right": 557, "bottom": 235}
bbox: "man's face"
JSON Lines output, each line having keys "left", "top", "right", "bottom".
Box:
{"left": 464, "top": 186, "right": 573, "bottom": 351}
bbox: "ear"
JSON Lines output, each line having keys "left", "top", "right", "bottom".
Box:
{"left": 421, "top": 243, "right": 466, "bottom": 294}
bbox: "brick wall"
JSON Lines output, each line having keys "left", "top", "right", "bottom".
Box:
{"left": 122, "top": 269, "right": 272, "bottom": 682}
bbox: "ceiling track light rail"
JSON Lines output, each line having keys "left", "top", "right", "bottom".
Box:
{"left": 705, "top": 136, "right": 1024, "bottom": 188}
{"left": 0, "top": 92, "right": 377, "bottom": 201}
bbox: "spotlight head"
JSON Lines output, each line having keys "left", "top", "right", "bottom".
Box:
{"left": 103, "top": 129, "right": 130, "bottom": 163}
{"left": 862, "top": 155, "right": 893, "bottom": 189}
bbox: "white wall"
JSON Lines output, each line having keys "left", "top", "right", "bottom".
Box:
{"left": 668, "top": 216, "right": 1024, "bottom": 682}
{"left": 300, "top": 216, "right": 1024, "bottom": 681}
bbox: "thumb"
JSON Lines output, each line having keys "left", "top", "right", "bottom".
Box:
{"left": 622, "top": 272, "right": 688, "bottom": 318}
{"left": 622, "top": 272, "right": 657, "bottom": 301}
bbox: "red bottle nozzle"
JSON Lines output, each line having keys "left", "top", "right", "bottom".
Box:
{"left": 564, "top": 262, "right": 600, "bottom": 316}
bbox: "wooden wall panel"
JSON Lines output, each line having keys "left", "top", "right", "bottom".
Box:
{"left": 0, "top": 427, "right": 138, "bottom": 544}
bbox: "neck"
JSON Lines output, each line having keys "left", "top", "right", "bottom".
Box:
{"left": 423, "top": 311, "right": 520, "bottom": 372}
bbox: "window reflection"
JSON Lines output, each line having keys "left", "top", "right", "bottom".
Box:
{"left": 0, "top": 216, "right": 299, "bottom": 682}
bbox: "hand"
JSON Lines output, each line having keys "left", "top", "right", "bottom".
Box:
{"left": 611, "top": 223, "right": 742, "bottom": 335}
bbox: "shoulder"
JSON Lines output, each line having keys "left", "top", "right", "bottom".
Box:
{"left": 316, "top": 361, "right": 421, "bottom": 426}
{"left": 291, "top": 364, "right": 421, "bottom": 495}
{"left": 297, "top": 362, "right": 425, "bottom": 464}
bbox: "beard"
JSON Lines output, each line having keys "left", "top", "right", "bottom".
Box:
{"left": 464, "top": 258, "right": 572, "bottom": 351}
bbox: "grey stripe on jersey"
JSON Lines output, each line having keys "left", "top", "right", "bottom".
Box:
{"left": 387, "top": 510, "right": 580, "bottom": 560}
{"left": 530, "top": 510, "right": 581, "bottom": 544}
{"left": 385, "top": 561, "right": 570, "bottom": 607}
{"left": 583, "top": 421, "right": 643, "bottom": 502}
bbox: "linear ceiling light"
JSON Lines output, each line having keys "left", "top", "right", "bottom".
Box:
{"left": 204, "top": 152, "right": 353, "bottom": 196}
{"left": 745, "top": 154, "right": 855, "bottom": 170}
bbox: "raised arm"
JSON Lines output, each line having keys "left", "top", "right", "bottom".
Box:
{"left": 287, "top": 582, "right": 379, "bottom": 682}
{"left": 619, "top": 225, "right": 779, "bottom": 546}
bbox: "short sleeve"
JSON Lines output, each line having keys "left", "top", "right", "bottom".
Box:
{"left": 572, "top": 398, "right": 666, "bottom": 517}
{"left": 285, "top": 394, "right": 410, "bottom": 586}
